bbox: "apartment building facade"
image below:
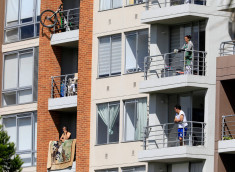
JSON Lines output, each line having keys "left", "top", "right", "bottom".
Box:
{"left": 0, "top": 0, "right": 235, "bottom": 172}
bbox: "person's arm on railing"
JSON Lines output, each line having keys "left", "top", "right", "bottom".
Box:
{"left": 174, "top": 114, "right": 184, "bottom": 123}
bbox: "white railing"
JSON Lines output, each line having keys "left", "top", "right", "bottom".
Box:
{"left": 145, "top": 0, "right": 206, "bottom": 10}
{"left": 143, "top": 121, "right": 206, "bottom": 150}
{"left": 220, "top": 41, "right": 235, "bottom": 56}
{"left": 222, "top": 115, "right": 235, "bottom": 140}
{"left": 51, "top": 73, "right": 78, "bottom": 98}
{"left": 144, "top": 50, "right": 207, "bottom": 80}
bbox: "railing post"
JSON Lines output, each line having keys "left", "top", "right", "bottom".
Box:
{"left": 144, "top": 57, "right": 147, "bottom": 80}
{"left": 183, "top": 126, "right": 185, "bottom": 146}
{"left": 192, "top": 51, "right": 194, "bottom": 75}
{"left": 65, "top": 75, "right": 68, "bottom": 97}
{"left": 51, "top": 76, "right": 54, "bottom": 98}
{"left": 163, "top": 124, "right": 165, "bottom": 148}
{"left": 203, "top": 52, "right": 205, "bottom": 76}
{"left": 184, "top": 51, "right": 186, "bottom": 74}
{"left": 222, "top": 116, "right": 225, "bottom": 140}
{"left": 201, "top": 123, "right": 204, "bottom": 145}
{"left": 163, "top": 54, "right": 166, "bottom": 78}
{"left": 190, "top": 121, "right": 193, "bottom": 146}
{"left": 146, "top": 0, "right": 149, "bottom": 10}
{"left": 143, "top": 127, "right": 147, "bottom": 150}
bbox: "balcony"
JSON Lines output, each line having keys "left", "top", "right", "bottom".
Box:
{"left": 218, "top": 115, "right": 235, "bottom": 153}
{"left": 51, "top": 8, "right": 80, "bottom": 47}
{"left": 48, "top": 73, "right": 78, "bottom": 111}
{"left": 138, "top": 121, "right": 207, "bottom": 162}
{"left": 217, "top": 41, "right": 235, "bottom": 80}
{"left": 140, "top": 50, "right": 210, "bottom": 93}
{"left": 217, "top": 0, "right": 235, "bottom": 11}
{"left": 142, "top": 0, "right": 208, "bottom": 24}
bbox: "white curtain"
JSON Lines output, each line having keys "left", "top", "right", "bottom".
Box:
{"left": 98, "top": 104, "right": 109, "bottom": 127}
{"left": 125, "top": 34, "right": 137, "bottom": 72}
{"left": 19, "top": 89, "right": 33, "bottom": 104}
{"left": 34, "top": 114, "right": 37, "bottom": 151}
{"left": 19, "top": 52, "right": 33, "bottom": 87}
{"left": 4, "top": 54, "right": 18, "bottom": 90}
{"left": 100, "top": 0, "right": 111, "bottom": 10}
{"left": 3, "top": 117, "right": 17, "bottom": 143}
{"left": 112, "top": 0, "right": 122, "bottom": 8}
{"left": 125, "top": 102, "right": 135, "bottom": 141}
{"left": 21, "top": 0, "right": 34, "bottom": 21}
{"left": 109, "top": 104, "right": 120, "bottom": 134}
{"left": 6, "top": 0, "right": 19, "bottom": 24}
{"left": 18, "top": 117, "right": 32, "bottom": 151}
{"left": 37, "top": 0, "right": 41, "bottom": 16}
{"left": 135, "top": 98, "right": 147, "bottom": 140}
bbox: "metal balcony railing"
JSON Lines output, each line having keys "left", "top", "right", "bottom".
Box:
{"left": 145, "top": 0, "right": 206, "bottom": 10}
{"left": 54, "top": 8, "right": 80, "bottom": 33}
{"left": 220, "top": 41, "right": 235, "bottom": 56}
{"left": 51, "top": 73, "right": 78, "bottom": 98}
{"left": 143, "top": 121, "right": 206, "bottom": 150}
{"left": 144, "top": 50, "right": 207, "bottom": 80}
{"left": 222, "top": 115, "right": 235, "bottom": 140}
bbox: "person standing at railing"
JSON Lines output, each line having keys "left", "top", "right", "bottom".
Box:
{"left": 174, "top": 35, "right": 194, "bottom": 75}
{"left": 174, "top": 104, "right": 188, "bottom": 146}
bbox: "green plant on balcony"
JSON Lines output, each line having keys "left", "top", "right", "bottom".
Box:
{"left": 223, "top": 136, "right": 233, "bottom": 140}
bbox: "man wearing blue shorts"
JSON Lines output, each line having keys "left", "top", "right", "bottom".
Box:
{"left": 174, "top": 104, "right": 188, "bottom": 146}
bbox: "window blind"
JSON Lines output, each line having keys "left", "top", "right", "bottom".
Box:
{"left": 19, "top": 52, "right": 33, "bottom": 87}
{"left": 99, "top": 37, "right": 110, "bottom": 77}
{"left": 111, "top": 36, "right": 121, "bottom": 75}
{"left": 21, "top": 0, "right": 34, "bottom": 21}
{"left": 6, "top": 0, "right": 19, "bottom": 24}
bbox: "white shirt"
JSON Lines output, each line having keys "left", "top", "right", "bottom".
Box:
{"left": 175, "top": 110, "right": 188, "bottom": 128}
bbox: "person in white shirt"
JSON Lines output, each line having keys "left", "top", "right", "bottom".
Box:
{"left": 174, "top": 104, "right": 188, "bottom": 146}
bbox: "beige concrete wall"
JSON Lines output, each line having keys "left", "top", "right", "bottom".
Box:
{"left": 91, "top": 1, "right": 149, "bottom": 171}
{"left": 0, "top": 103, "right": 37, "bottom": 116}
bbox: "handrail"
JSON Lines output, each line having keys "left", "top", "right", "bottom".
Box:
{"left": 145, "top": 0, "right": 206, "bottom": 10}
{"left": 143, "top": 121, "right": 206, "bottom": 150}
{"left": 220, "top": 41, "right": 235, "bottom": 56}
{"left": 144, "top": 50, "right": 207, "bottom": 80}
{"left": 222, "top": 115, "right": 235, "bottom": 140}
{"left": 51, "top": 73, "right": 78, "bottom": 98}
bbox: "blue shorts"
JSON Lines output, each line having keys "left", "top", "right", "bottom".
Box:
{"left": 178, "top": 128, "right": 187, "bottom": 138}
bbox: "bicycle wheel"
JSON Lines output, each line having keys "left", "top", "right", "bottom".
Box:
{"left": 40, "top": 10, "right": 58, "bottom": 28}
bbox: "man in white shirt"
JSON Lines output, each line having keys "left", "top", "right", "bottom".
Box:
{"left": 174, "top": 104, "right": 188, "bottom": 146}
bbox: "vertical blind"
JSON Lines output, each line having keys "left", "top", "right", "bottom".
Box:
{"left": 18, "top": 117, "right": 32, "bottom": 150}
{"left": 111, "top": 36, "right": 122, "bottom": 74}
{"left": 99, "top": 37, "right": 110, "bottom": 76}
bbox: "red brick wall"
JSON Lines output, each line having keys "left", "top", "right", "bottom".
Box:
{"left": 37, "top": 0, "right": 62, "bottom": 171}
{"left": 76, "top": 0, "right": 93, "bottom": 171}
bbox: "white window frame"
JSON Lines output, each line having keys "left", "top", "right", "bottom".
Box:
{"left": 2, "top": 47, "right": 38, "bottom": 107}
{"left": 4, "top": 0, "right": 41, "bottom": 43}
{"left": 125, "top": 29, "right": 149, "bottom": 74}
{"left": 99, "top": 0, "right": 122, "bottom": 11}
{"left": 2, "top": 112, "right": 37, "bottom": 167}
{"left": 96, "top": 101, "right": 120, "bottom": 145}
{"left": 98, "top": 34, "right": 122, "bottom": 78}
{"left": 123, "top": 98, "right": 147, "bottom": 142}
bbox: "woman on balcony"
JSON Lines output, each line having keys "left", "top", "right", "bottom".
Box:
{"left": 174, "top": 35, "right": 194, "bottom": 74}
{"left": 60, "top": 126, "right": 71, "bottom": 142}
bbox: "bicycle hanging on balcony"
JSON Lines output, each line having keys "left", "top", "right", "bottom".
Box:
{"left": 40, "top": 0, "right": 73, "bottom": 29}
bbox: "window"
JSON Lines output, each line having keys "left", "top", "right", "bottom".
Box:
{"left": 98, "top": 35, "right": 122, "bottom": 77}
{"left": 97, "top": 102, "right": 120, "bottom": 144}
{"left": 2, "top": 47, "right": 39, "bottom": 106}
{"left": 4, "top": 0, "right": 41, "bottom": 43}
{"left": 2, "top": 112, "right": 37, "bottom": 167}
{"left": 126, "top": 0, "right": 146, "bottom": 6}
{"left": 96, "top": 169, "right": 118, "bottom": 172}
{"left": 124, "top": 98, "right": 147, "bottom": 141}
{"left": 125, "top": 29, "right": 148, "bottom": 73}
{"left": 122, "top": 166, "right": 146, "bottom": 172}
{"left": 99, "top": 0, "right": 122, "bottom": 11}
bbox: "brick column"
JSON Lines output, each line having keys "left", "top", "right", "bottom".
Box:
{"left": 37, "top": 0, "right": 62, "bottom": 171}
{"left": 76, "top": 0, "right": 93, "bottom": 171}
